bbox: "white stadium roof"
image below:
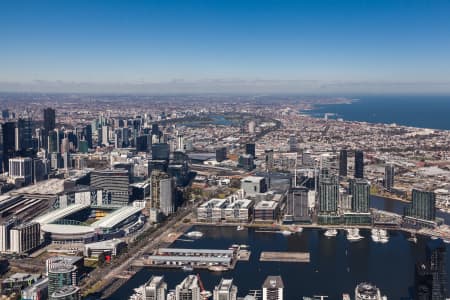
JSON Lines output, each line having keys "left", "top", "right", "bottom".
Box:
{"left": 33, "top": 203, "right": 90, "bottom": 225}
{"left": 90, "top": 206, "right": 141, "bottom": 229}
{"left": 41, "top": 224, "right": 95, "bottom": 235}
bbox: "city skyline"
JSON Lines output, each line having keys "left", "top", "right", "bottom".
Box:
{"left": 1, "top": 0, "right": 450, "bottom": 93}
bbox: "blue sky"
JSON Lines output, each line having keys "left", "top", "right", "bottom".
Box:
{"left": 1, "top": 0, "right": 450, "bottom": 93}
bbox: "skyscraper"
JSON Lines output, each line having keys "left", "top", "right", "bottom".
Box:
{"left": 152, "top": 143, "right": 170, "bottom": 161}
{"left": 43, "top": 108, "right": 56, "bottom": 150}
{"left": 213, "top": 278, "right": 238, "bottom": 300}
{"left": 351, "top": 179, "right": 370, "bottom": 213}
{"left": 285, "top": 187, "right": 310, "bottom": 222}
{"left": 175, "top": 275, "right": 201, "bottom": 300}
{"left": 405, "top": 189, "right": 436, "bottom": 221}
{"left": 318, "top": 174, "right": 339, "bottom": 213}
{"left": 15, "top": 117, "right": 33, "bottom": 152}
{"left": 262, "top": 276, "right": 284, "bottom": 300}
{"left": 354, "top": 150, "right": 364, "bottom": 179}
{"left": 2, "top": 122, "right": 16, "bottom": 172}
{"left": 245, "top": 143, "right": 256, "bottom": 158}
{"left": 339, "top": 149, "right": 348, "bottom": 177}
{"left": 144, "top": 276, "right": 167, "bottom": 300}
{"left": 215, "top": 147, "right": 227, "bottom": 162}
{"left": 90, "top": 169, "right": 130, "bottom": 206}
{"left": 384, "top": 164, "right": 395, "bottom": 191}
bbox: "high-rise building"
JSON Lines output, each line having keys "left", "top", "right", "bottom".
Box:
{"left": 213, "top": 278, "right": 238, "bottom": 300}
{"left": 91, "top": 169, "right": 130, "bottom": 206}
{"left": 175, "top": 275, "right": 201, "bottom": 300}
{"left": 47, "top": 264, "right": 78, "bottom": 297}
{"left": 150, "top": 171, "right": 175, "bottom": 218}
{"left": 0, "top": 219, "right": 16, "bottom": 252}
{"left": 384, "top": 164, "right": 395, "bottom": 191}
{"left": 0, "top": 124, "right": 3, "bottom": 173}
{"left": 318, "top": 175, "right": 339, "bottom": 213}
{"left": 2, "top": 122, "right": 16, "bottom": 172}
{"left": 8, "top": 157, "right": 33, "bottom": 186}
{"left": 9, "top": 222, "right": 40, "bottom": 254}
{"left": 354, "top": 150, "right": 364, "bottom": 179}
{"left": 84, "top": 124, "right": 93, "bottom": 149}
{"left": 288, "top": 135, "right": 297, "bottom": 152}
{"left": 339, "top": 149, "right": 348, "bottom": 177}
{"left": 101, "top": 125, "right": 110, "bottom": 146}
{"left": 216, "top": 147, "right": 227, "bottom": 162}
{"left": 238, "top": 154, "right": 255, "bottom": 171}
{"left": 152, "top": 143, "right": 170, "bottom": 161}
{"left": 285, "top": 187, "right": 310, "bottom": 222}
{"left": 1, "top": 109, "right": 9, "bottom": 119}
{"left": 351, "top": 179, "right": 370, "bottom": 213}
{"left": 43, "top": 108, "right": 56, "bottom": 150}
{"left": 49, "top": 285, "right": 80, "bottom": 300}
{"left": 144, "top": 275, "right": 167, "bottom": 300}
{"left": 354, "top": 282, "right": 383, "bottom": 300}
{"left": 405, "top": 189, "right": 436, "bottom": 221}
{"left": 245, "top": 143, "right": 256, "bottom": 158}
{"left": 15, "top": 117, "right": 33, "bottom": 152}
{"left": 264, "top": 149, "right": 274, "bottom": 171}
{"left": 262, "top": 276, "right": 284, "bottom": 300}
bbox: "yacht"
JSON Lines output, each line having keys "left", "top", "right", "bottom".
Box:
{"left": 185, "top": 231, "right": 203, "bottom": 238}
{"left": 295, "top": 226, "right": 304, "bottom": 233}
{"left": 236, "top": 225, "right": 244, "bottom": 231}
{"left": 182, "top": 265, "right": 194, "bottom": 272}
{"left": 371, "top": 228, "right": 389, "bottom": 243}
{"left": 346, "top": 228, "right": 363, "bottom": 241}
{"left": 324, "top": 229, "right": 338, "bottom": 237}
{"left": 408, "top": 233, "right": 418, "bottom": 243}
{"left": 280, "top": 230, "right": 293, "bottom": 236}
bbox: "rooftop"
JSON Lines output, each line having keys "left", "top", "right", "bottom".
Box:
{"left": 90, "top": 206, "right": 141, "bottom": 229}
{"left": 33, "top": 203, "right": 90, "bottom": 225}
{"left": 262, "top": 276, "right": 284, "bottom": 289}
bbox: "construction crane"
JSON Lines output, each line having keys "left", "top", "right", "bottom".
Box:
{"left": 197, "top": 273, "right": 211, "bottom": 299}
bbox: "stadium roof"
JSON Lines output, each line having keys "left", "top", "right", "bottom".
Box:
{"left": 33, "top": 203, "right": 90, "bottom": 225}
{"left": 90, "top": 206, "right": 141, "bottom": 229}
{"left": 41, "top": 224, "right": 95, "bottom": 235}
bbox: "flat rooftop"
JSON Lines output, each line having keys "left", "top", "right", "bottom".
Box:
{"left": 157, "top": 248, "right": 233, "bottom": 255}
{"left": 33, "top": 203, "right": 90, "bottom": 225}
{"left": 90, "top": 206, "right": 141, "bottom": 229}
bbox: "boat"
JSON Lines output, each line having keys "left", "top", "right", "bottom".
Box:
{"left": 236, "top": 225, "right": 244, "bottom": 231}
{"left": 280, "top": 230, "right": 293, "bottom": 236}
{"left": 239, "top": 244, "right": 250, "bottom": 249}
{"left": 295, "top": 227, "right": 303, "bottom": 233}
{"left": 430, "top": 235, "right": 439, "bottom": 240}
{"left": 346, "top": 228, "right": 363, "bottom": 241}
{"left": 408, "top": 234, "right": 418, "bottom": 243}
{"left": 444, "top": 239, "right": 450, "bottom": 244}
{"left": 208, "top": 265, "right": 229, "bottom": 272}
{"left": 371, "top": 228, "right": 389, "bottom": 243}
{"left": 324, "top": 229, "right": 338, "bottom": 237}
{"left": 185, "top": 231, "right": 203, "bottom": 238}
{"left": 182, "top": 265, "right": 194, "bottom": 272}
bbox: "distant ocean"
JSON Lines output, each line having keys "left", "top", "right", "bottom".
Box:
{"left": 305, "top": 95, "right": 450, "bottom": 130}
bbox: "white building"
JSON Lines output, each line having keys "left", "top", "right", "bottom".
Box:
{"left": 175, "top": 275, "right": 201, "bottom": 300}
{"left": 213, "top": 278, "right": 238, "bottom": 300}
{"left": 10, "top": 222, "right": 40, "bottom": 254}
{"left": 8, "top": 157, "right": 33, "bottom": 185}
{"left": 223, "top": 199, "right": 254, "bottom": 222}
{"left": 196, "top": 199, "right": 229, "bottom": 222}
{"left": 262, "top": 276, "right": 284, "bottom": 300}
{"left": 144, "top": 275, "right": 167, "bottom": 300}
{"left": 241, "top": 176, "right": 267, "bottom": 197}
{"left": 0, "top": 219, "right": 15, "bottom": 252}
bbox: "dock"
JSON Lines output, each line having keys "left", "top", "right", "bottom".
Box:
{"left": 260, "top": 251, "right": 310, "bottom": 262}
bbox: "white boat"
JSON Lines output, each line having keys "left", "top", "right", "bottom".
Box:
{"left": 295, "top": 227, "right": 303, "bottom": 233}
{"left": 182, "top": 265, "right": 194, "bottom": 272}
{"left": 371, "top": 228, "right": 389, "bottom": 243}
{"left": 239, "top": 244, "right": 250, "bottom": 249}
{"left": 280, "top": 230, "right": 293, "bottom": 236}
{"left": 430, "top": 235, "right": 439, "bottom": 240}
{"left": 346, "top": 228, "right": 363, "bottom": 241}
{"left": 236, "top": 225, "right": 244, "bottom": 231}
{"left": 324, "top": 229, "right": 338, "bottom": 237}
{"left": 408, "top": 234, "right": 418, "bottom": 243}
{"left": 185, "top": 231, "right": 203, "bottom": 238}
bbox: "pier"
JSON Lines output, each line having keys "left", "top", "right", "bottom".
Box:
{"left": 260, "top": 251, "right": 310, "bottom": 262}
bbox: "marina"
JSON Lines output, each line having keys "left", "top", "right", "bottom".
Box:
{"left": 260, "top": 251, "right": 310, "bottom": 263}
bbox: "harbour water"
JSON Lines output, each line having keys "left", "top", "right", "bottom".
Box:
{"left": 305, "top": 95, "right": 450, "bottom": 130}
{"left": 110, "top": 196, "right": 450, "bottom": 300}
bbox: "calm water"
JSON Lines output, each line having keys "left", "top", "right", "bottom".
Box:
{"left": 306, "top": 95, "right": 450, "bottom": 130}
{"left": 110, "top": 196, "right": 450, "bottom": 300}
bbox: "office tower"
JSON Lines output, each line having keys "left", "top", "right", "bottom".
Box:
{"left": 265, "top": 149, "right": 274, "bottom": 171}
{"left": 384, "top": 164, "right": 395, "bottom": 191}
{"left": 429, "top": 241, "right": 448, "bottom": 299}
{"left": 216, "top": 147, "right": 227, "bottom": 162}
{"left": 288, "top": 134, "right": 297, "bottom": 152}
{"left": 213, "top": 278, "right": 238, "bottom": 300}
{"left": 101, "top": 125, "right": 109, "bottom": 146}
{"left": 1, "top": 109, "right": 9, "bottom": 119}
{"left": 43, "top": 108, "right": 56, "bottom": 150}
{"left": 144, "top": 275, "right": 167, "bottom": 300}
{"left": 339, "top": 149, "right": 348, "bottom": 177}
{"left": 2, "top": 122, "right": 16, "bottom": 172}
{"left": 0, "top": 125, "right": 3, "bottom": 173}
{"left": 61, "top": 137, "right": 70, "bottom": 154}
{"left": 0, "top": 219, "right": 16, "bottom": 252}
{"left": 152, "top": 143, "right": 170, "bottom": 161}
{"left": 175, "top": 275, "right": 201, "bottom": 300}
{"left": 405, "top": 189, "right": 436, "bottom": 221}
{"left": 354, "top": 283, "right": 383, "bottom": 300}
{"left": 78, "top": 140, "right": 89, "bottom": 153}
{"left": 136, "top": 135, "right": 151, "bottom": 152}
{"left": 351, "top": 179, "right": 370, "bottom": 213}
{"left": 285, "top": 187, "right": 310, "bottom": 222}
{"left": 150, "top": 171, "right": 175, "bottom": 216}
{"left": 318, "top": 174, "right": 339, "bottom": 213}
{"left": 176, "top": 132, "right": 184, "bottom": 151}
{"left": 15, "top": 117, "right": 33, "bottom": 151}
{"left": 241, "top": 176, "right": 267, "bottom": 196}
{"left": 91, "top": 169, "right": 130, "bottom": 206}
{"left": 245, "top": 143, "right": 256, "bottom": 158}
{"left": 354, "top": 150, "right": 364, "bottom": 179}
{"left": 238, "top": 154, "right": 255, "bottom": 171}
{"left": 262, "top": 276, "right": 284, "bottom": 300}
{"left": 49, "top": 285, "right": 80, "bottom": 300}
{"left": 301, "top": 150, "right": 314, "bottom": 167}
{"left": 248, "top": 120, "right": 256, "bottom": 134}
{"left": 8, "top": 157, "right": 33, "bottom": 186}
{"left": 84, "top": 124, "right": 93, "bottom": 148}
{"left": 48, "top": 130, "right": 59, "bottom": 153}
{"left": 47, "top": 264, "right": 78, "bottom": 297}
{"left": 9, "top": 222, "right": 40, "bottom": 254}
